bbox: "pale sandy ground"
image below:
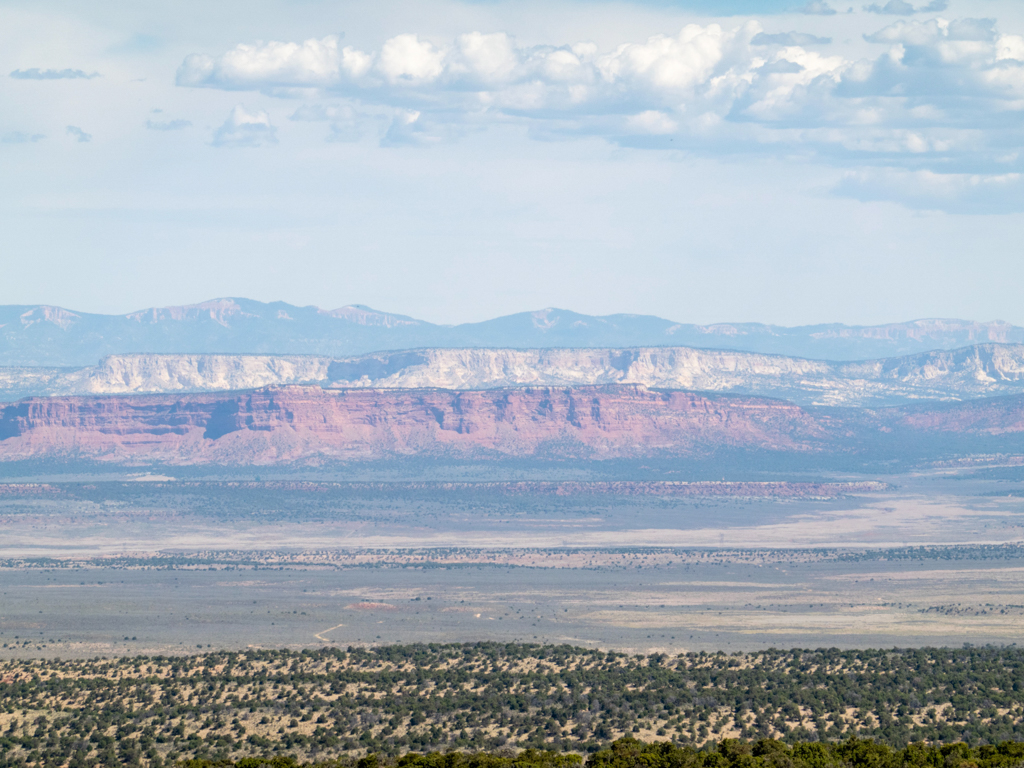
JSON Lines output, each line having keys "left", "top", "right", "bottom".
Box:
{"left": 4, "top": 549, "right": 1024, "bottom": 655}
{"left": 3, "top": 476, "right": 1024, "bottom": 654}
{"left": 2, "top": 491, "right": 1022, "bottom": 555}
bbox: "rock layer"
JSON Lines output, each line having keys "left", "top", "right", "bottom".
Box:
{"left": 6, "top": 344, "right": 1024, "bottom": 407}
{"left": 0, "top": 385, "right": 831, "bottom": 464}
{"left": 2, "top": 384, "right": 1024, "bottom": 465}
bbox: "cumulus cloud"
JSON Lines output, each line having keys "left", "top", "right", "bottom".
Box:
{"left": 378, "top": 34, "right": 445, "bottom": 83}
{"left": 178, "top": 36, "right": 369, "bottom": 91}
{"left": 850, "top": 18, "right": 1004, "bottom": 100}
{"left": 175, "top": 17, "right": 1024, "bottom": 211}
{"left": 176, "top": 25, "right": 752, "bottom": 104}
{"left": 864, "top": 0, "right": 948, "bottom": 14}
{"left": 999, "top": 35, "right": 1024, "bottom": 61}
{"left": 592, "top": 25, "right": 740, "bottom": 103}
{"left": 211, "top": 105, "right": 277, "bottom": 147}
{"left": 66, "top": 126, "right": 91, "bottom": 142}
{"left": 10, "top": 68, "right": 100, "bottom": 80}
{"left": 449, "top": 32, "right": 519, "bottom": 84}
{"left": 146, "top": 119, "right": 191, "bottom": 130}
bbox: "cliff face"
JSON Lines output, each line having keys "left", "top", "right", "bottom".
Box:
{"left": 0, "top": 385, "right": 832, "bottom": 464}
{"left": 64, "top": 354, "right": 332, "bottom": 395}
{"left": 326, "top": 348, "right": 830, "bottom": 391}
{"left": 6, "top": 344, "right": 1024, "bottom": 407}
{"left": 4, "top": 384, "right": 1024, "bottom": 466}
{"left": 326, "top": 346, "right": 1024, "bottom": 405}
{"left": 301, "top": 342, "right": 1013, "bottom": 402}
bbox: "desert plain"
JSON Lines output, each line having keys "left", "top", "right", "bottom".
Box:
{"left": 2, "top": 462, "right": 1023, "bottom": 657}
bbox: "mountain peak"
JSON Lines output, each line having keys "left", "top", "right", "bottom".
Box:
{"left": 320, "top": 305, "right": 422, "bottom": 328}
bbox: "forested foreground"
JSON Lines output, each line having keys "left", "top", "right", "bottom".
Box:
{"left": 177, "top": 738, "right": 1024, "bottom": 768}
{"left": 4, "top": 643, "right": 1024, "bottom": 767}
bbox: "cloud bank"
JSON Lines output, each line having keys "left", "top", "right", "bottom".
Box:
{"left": 10, "top": 68, "right": 100, "bottom": 80}
{"left": 863, "top": 0, "right": 948, "bottom": 15}
{"left": 174, "top": 14, "right": 1024, "bottom": 210}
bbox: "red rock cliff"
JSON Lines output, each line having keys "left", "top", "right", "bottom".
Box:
{"left": 0, "top": 385, "right": 832, "bottom": 464}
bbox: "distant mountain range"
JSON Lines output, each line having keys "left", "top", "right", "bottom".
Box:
{"left": 2, "top": 298, "right": 1022, "bottom": 366}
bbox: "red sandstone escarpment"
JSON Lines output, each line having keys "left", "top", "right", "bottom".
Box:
{"left": 0, "top": 385, "right": 833, "bottom": 465}
{"left": 887, "top": 395, "right": 1024, "bottom": 434}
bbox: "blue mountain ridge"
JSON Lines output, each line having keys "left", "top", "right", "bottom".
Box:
{"left": 0, "top": 297, "right": 1019, "bottom": 366}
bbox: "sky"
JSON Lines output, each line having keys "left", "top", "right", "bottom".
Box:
{"left": 2, "top": 0, "right": 1024, "bottom": 326}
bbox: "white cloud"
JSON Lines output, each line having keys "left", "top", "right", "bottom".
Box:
{"left": 378, "top": 34, "right": 446, "bottom": 84}
{"left": 835, "top": 167, "right": 1024, "bottom": 213}
{"left": 10, "top": 68, "right": 99, "bottom": 80}
{"left": 175, "top": 16, "right": 1024, "bottom": 198}
{"left": 450, "top": 32, "right": 519, "bottom": 84}
{"left": 626, "top": 110, "right": 678, "bottom": 134}
{"left": 596, "top": 25, "right": 733, "bottom": 94}
{"left": 852, "top": 18, "right": 1013, "bottom": 101}
{"left": 176, "top": 26, "right": 748, "bottom": 103}
{"left": 211, "top": 105, "right": 277, "bottom": 147}
{"left": 732, "top": 47, "right": 847, "bottom": 122}
{"left": 997, "top": 35, "right": 1024, "bottom": 62}
{"left": 177, "top": 36, "right": 369, "bottom": 90}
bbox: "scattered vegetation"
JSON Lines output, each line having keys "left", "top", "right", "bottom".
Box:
{"left": 3, "top": 643, "right": 1024, "bottom": 767}
{"left": 170, "top": 740, "right": 1024, "bottom": 768}
{"left": 7, "top": 542, "right": 1024, "bottom": 573}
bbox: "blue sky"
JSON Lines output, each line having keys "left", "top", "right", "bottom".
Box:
{"left": 2, "top": 0, "right": 1023, "bottom": 325}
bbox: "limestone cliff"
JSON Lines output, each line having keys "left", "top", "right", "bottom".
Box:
{"left": 59, "top": 354, "right": 332, "bottom": 395}
{"left": 4, "top": 344, "right": 1024, "bottom": 407}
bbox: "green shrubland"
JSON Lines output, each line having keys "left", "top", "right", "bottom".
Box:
{"left": 4, "top": 643, "right": 1024, "bottom": 767}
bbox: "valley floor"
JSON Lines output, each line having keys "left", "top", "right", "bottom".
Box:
{"left": 1, "top": 466, "right": 1024, "bottom": 654}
